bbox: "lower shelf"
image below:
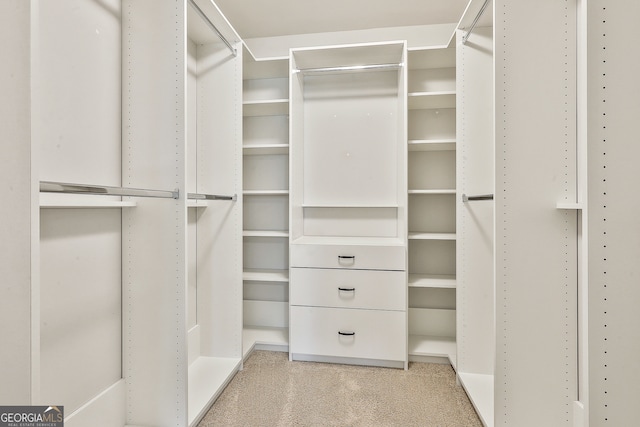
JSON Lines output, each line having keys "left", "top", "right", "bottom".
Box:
{"left": 243, "top": 326, "right": 289, "bottom": 358}
{"left": 458, "top": 372, "right": 494, "bottom": 427}
{"left": 188, "top": 356, "right": 242, "bottom": 427}
{"left": 408, "top": 334, "right": 456, "bottom": 369}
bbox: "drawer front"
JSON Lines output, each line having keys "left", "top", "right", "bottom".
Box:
{"left": 290, "top": 306, "right": 406, "bottom": 362}
{"left": 290, "top": 244, "right": 405, "bottom": 270}
{"left": 290, "top": 268, "right": 406, "bottom": 310}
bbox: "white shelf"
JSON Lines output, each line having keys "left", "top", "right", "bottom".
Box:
{"left": 408, "top": 232, "right": 456, "bottom": 240}
{"left": 243, "top": 230, "right": 289, "bottom": 238}
{"left": 408, "top": 139, "right": 456, "bottom": 151}
{"left": 243, "top": 99, "right": 288, "bottom": 117}
{"left": 243, "top": 269, "right": 289, "bottom": 282}
{"left": 408, "top": 91, "right": 456, "bottom": 110}
{"left": 408, "top": 334, "right": 457, "bottom": 369}
{"left": 301, "top": 203, "right": 399, "bottom": 208}
{"left": 409, "top": 274, "right": 456, "bottom": 288}
{"left": 458, "top": 372, "right": 494, "bottom": 427}
{"left": 242, "top": 144, "right": 289, "bottom": 155}
{"left": 242, "top": 326, "right": 289, "bottom": 359}
{"left": 243, "top": 190, "right": 289, "bottom": 196}
{"left": 40, "top": 194, "right": 136, "bottom": 208}
{"left": 187, "top": 356, "right": 241, "bottom": 427}
{"left": 292, "top": 235, "right": 405, "bottom": 246}
{"left": 408, "top": 189, "right": 456, "bottom": 195}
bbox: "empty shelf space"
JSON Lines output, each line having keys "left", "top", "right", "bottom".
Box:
{"left": 408, "top": 139, "right": 456, "bottom": 151}
{"left": 243, "top": 230, "right": 289, "bottom": 238}
{"left": 243, "top": 326, "right": 289, "bottom": 359}
{"left": 408, "top": 334, "right": 456, "bottom": 368}
{"left": 243, "top": 144, "right": 290, "bottom": 155}
{"left": 188, "top": 356, "right": 242, "bottom": 426}
{"left": 243, "top": 269, "right": 290, "bottom": 282}
{"left": 409, "top": 274, "right": 456, "bottom": 288}
{"left": 408, "top": 232, "right": 456, "bottom": 240}
{"left": 458, "top": 372, "right": 495, "bottom": 427}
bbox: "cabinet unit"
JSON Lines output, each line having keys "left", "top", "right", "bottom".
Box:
{"left": 2, "top": 1, "right": 243, "bottom": 426}
{"left": 242, "top": 50, "right": 290, "bottom": 355}
{"left": 407, "top": 47, "right": 457, "bottom": 366}
{"left": 289, "top": 41, "right": 408, "bottom": 369}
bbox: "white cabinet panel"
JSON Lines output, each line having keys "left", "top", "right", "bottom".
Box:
{"left": 291, "top": 242, "right": 405, "bottom": 271}
{"left": 290, "top": 268, "right": 405, "bottom": 310}
{"left": 290, "top": 306, "right": 406, "bottom": 361}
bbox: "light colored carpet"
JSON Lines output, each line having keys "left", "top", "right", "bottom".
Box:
{"left": 198, "top": 351, "right": 483, "bottom": 426}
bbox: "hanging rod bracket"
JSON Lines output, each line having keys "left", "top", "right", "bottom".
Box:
{"left": 463, "top": 193, "right": 494, "bottom": 202}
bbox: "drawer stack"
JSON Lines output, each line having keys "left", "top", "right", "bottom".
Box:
{"left": 289, "top": 243, "right": 407, "bottom": 368}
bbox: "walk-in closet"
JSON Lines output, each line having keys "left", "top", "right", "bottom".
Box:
{"left": 2, "top": 0, "right": 640, "bottom": 426}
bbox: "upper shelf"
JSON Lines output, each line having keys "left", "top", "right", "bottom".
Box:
{"left": 408, "top": 91, "right": 456, "bottom": 110}
{"left": 291, "top": 41, "right": 405, "bottom": 72}
{"left": 243, "top": 99, "right": 289, "bottom": 117}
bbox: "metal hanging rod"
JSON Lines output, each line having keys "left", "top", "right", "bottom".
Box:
{"left": 293, "top": 63, "right": 403, "bottom": 75}
{"left": 462, "top": 0, "right": 491, "bottom": 45}
{"left": 188, "top": 192, "right": 237, "bottom": 201}
{"left": 40, "top": 181, "right": 179, "bottom": 199}
{"left": 463, "top": 194, "right": 494, "bottom": 202}
{"left": 187, "top": 0, "right": 237, "bottom": 57}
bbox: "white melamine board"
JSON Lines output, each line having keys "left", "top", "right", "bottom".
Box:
{"left": 187, "top": 357, "right": 241, "bottom": 427}
{"left": 34, "top": 0, "right": 121, "bottom": 186}
{"left": 243, "top": 154, "right": 289, "bottom": 191}
{"left": 409, "top": 287, "right": 456, "bottom": 310}
{"left": 243, "top": 99, "right": 289, "bottom": 117}
{"left": 187, "top": 209, "right": 198, "bottom": 330}
{"left": 408, "top": 48, "right": 456, "bottom": 70}
{"left": 303, "top": 207, "right": 398, "bottom": 238}
{"left": 409, "top": 274, "right": 456, "bottom": 289}
{"left": 409, "top": 150, "right": 456, "bottom": 190}
{"left": 122, "top": 1, "right": 187, "bottom": 424}
{"left": 243, "top": 54, "right": 288, "bottom": 80}
{"left": 408, "top": 308, "right": 456, "bottom": 338}
{"left": 408, "top": 240, "right": 456, "bottom": 276}
{"left": 243, "top": 115, "right": 289, "bottom": 147}
{"left": 243, "top": 237, "right": 289, "bottom": 270}
{"left": 408, "top": 140, "right": 456, "bottom": 152}
{"left": 243, "top": 269, "right": 289, "bottom": 282}
{"left": 458, "top": 373, "right": 494, "bottom": 427}
{"left": 408, "top": 68, "right": 456, "bottom": 93}
{"left": 456, "top": 26, "right": 495, "bottom": 379}
{"left": 408, "top": 108, "right": 456, "bottom": 141}
{"left": 194, "top": 41, "right": 243, "bottom": 359}
{"left": 244, "top": 23, "right": 455, "bottom": 60}
{"left": 244, "top": 282, "right": 288, "bottom": 302}
{"left": 40, "top": 210, "right": 122, "bottom": 413}
{"left": 302, "top": 72, "right": 399, "bottom": 206}
{"left": 243, "top": 194, "right": 289, "bottom": 231}
{"left": 292, "top": 41, "right": 404, "bottom": 70}
{"left": 408, "top": 335, "right": 456, "bottom": 363}
{"left": 243, "top": 326, "right": 289, "bottom": 357}
{"left": 243, "top": 230, "right": 288, "bottom": 238}
{"left": 409, "top": 194, "right": 456, "bottom": 234}
{"left": 494, "top": 1, "right": 577, "bottom": 425}
{"left": 408, "top": 92, "right": 456, "bottom": 110}
{"left": 243, "top": 77, "right": 289, "bottom": 102}
{"left": 187, "top": 38, "right": 198, "bottom": 193}
{"left": 65, "top": 380, "right": 126, "bottom": 427}
{"left": 244, "top": 300, "right": 289, "bottom": 328}
{"left": 0, "top": 0, "right": 32, "bottom": 404}
{"left": 588, "top": 2, "right": 640, "bottom": 424}
{"left": 186, "top": 0, "right": 241, "bottom": 47}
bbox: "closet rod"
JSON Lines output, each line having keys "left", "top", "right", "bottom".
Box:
{"left": 40, "top": 181, "right": 179, "bottom": 199}
{"left": 293, "top": 63, "right": 403, "bottom": 74}
{"left": 187, "top": 0, "right": 237, "bottom": 57}
{"left": 461, "top": 0, "right": 491, "bottom": 45}
{"left": 462, "top": 194, "right": 494, "bottom": 202}
{"left": 188, "top": 192, "right": 237, "bottom": 201}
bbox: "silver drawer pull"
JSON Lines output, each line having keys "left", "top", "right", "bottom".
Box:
{"left": 338, "top": 331, "right": 355, "bottom": 336}
{"left": 338, "top": 287, "right": 355, "bottom": 292}
{"left": 338, "top": 255, "right": 355, "bottom": 260}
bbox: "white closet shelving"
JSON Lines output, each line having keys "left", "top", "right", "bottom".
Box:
{"left": 2, "top": 1, "right": 243, "bottom": 426}
{"left": 289, "top": 41, "right": 408, "bottom": 369}
{"left": 242, "top": 48, "right": 290, "bottom": 356}
{"left": 407, "top": 46, "right": 457, "bottom": 367}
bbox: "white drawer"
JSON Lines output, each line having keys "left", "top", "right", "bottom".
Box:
{"left": 290, "top": 268, "right": 405, "bottom": 310}
{"left": 290, "top": 306, "right": 406, "bottom": 362}
{"left": 290, "top": 243, "right": 405, "bottom": 270}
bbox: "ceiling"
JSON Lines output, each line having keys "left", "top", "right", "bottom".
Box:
{"left": 214, "top": 0, "right": 472, "bottom": 39}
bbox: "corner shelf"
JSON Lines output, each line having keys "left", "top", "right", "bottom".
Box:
{"left": 408, "top": 274, "right": 457, "bottom": 289}
{"left": 243, "top": 269, "right": 290, "bottom": 283}
{"left": 242, "top": 99, "right": 289, "bottom": 117}
{"left": 408, "top": 334, "right": 457, "bottom": 368}
{"left": 408, "top": 189, "right": 456, "bottom": 195}
{"left": 408, "top": 232, "right": 456, "bottom": 240}
{"left": 243, "top": 190, "right": 289, "bottom": 196}
{"left": 243, "top": 230, "right": 289, "bottom": 238}
{"left": 243, "top": 144, "right": 289, "bottom": 155}
{"left": 408, "top": 139, "right": 456, "bottom": 151}
{"left": 408, "top": 91, "right": 456, "bottom": 110}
